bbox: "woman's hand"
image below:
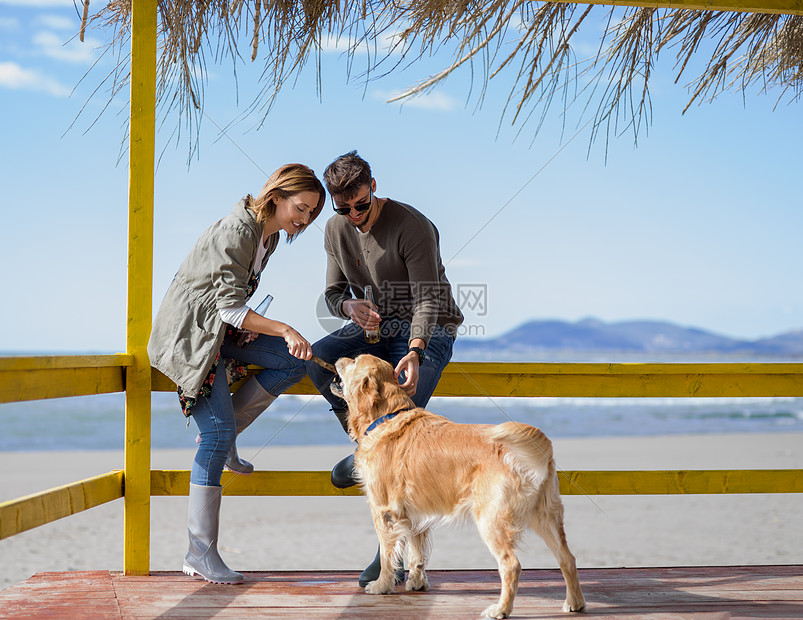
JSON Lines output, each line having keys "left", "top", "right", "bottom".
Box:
{"left": 241, "top": 309, "right": 311, "bottom": 359}
{"left": 394, "top": 351, "right": 420, "bottom": 396}
{"left": 343, "top": 299, "right": 381, "bottom": 330}
{"left": 281, "top": 326, "right": 313, "bottom": 360}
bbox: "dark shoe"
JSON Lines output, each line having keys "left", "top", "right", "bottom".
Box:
{"left": 331, "top": 452, "right": 357, "bottom": 489}
{"left": 358, "top": 546, "right": 405, "bottom": 588}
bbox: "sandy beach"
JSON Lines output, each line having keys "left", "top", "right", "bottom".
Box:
{"left": 1, "top": 432, "right": 802, "bottom": 591}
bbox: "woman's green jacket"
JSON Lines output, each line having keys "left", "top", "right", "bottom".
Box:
{"left": 148, "top": 198, "right": 277, "bottom": 399}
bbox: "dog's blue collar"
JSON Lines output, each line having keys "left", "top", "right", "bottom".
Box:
{"left": 364, "top": 407, "right": 413, "bottom": 436}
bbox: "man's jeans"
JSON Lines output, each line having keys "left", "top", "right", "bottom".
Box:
{"left": 306, "top": 320, "right": 454, "bottom": 432}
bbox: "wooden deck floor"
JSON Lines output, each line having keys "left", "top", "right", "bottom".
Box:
{"left": 0, "top": 566, "right": 801, "bottom": 618}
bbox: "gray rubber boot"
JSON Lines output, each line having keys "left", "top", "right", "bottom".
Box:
{"left": 183, "top": 483, "right": 243, "bottom": 584}
{"left": 227, "top": 377, "right": 277, "bottom": 474}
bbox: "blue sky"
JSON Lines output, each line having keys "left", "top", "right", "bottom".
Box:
{"left": 1, "top": 0, "right": 801, "bottom": 353}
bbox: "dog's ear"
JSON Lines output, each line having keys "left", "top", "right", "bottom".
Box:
{"left": 359, "top": 374, "right": 379, "bottom": 401}
{"left": 353, "top": 373, "right": 381, "bottom": 414}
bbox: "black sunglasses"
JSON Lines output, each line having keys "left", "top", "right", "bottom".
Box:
{"left": 332, "top": 189, "right": 373, "bottom": 216}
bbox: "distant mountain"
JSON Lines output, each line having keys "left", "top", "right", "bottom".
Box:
{"left": 453, "top": 318, "right": 803, "bottom": 361}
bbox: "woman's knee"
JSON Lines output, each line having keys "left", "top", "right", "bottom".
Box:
{"left": 287, "top": 358, "right": 308, "bottom": 386}
{"left": 198, "top": 425, "right": 236, "bottom": 449}
{"left": 257, "top": 357, "right": 308, "bottom": 395}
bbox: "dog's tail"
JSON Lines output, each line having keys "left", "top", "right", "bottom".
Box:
{"left": 486, "top": 422, "right": 554, "bottom": 486}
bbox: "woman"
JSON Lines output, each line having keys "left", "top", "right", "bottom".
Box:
{"left": 148, "top": 163, "right": 325, "bottom": 584}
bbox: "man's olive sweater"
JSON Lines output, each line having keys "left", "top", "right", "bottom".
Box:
{"left": 323, "top": 199, "right": 464, "bottom": 345}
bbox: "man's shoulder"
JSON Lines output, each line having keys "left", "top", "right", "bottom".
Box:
{"left": 383, "top": 199, "right": 436, "bottom": 235}
{"left": 323, "top": 213, "right": 356, "bottom": 251}
{"left": 324, "top": 213, "right": 351, "bottom": 235}
{"left": 385, "top": 198, "right": 423, "bottom": 218}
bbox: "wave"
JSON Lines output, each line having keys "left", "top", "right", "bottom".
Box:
{"left": 2, "top": 392, "right": 802, "bottom": 452}
{"left": 428, "top": 395, "right": 802, "bottom": 408}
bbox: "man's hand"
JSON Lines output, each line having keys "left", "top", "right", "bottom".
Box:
{"left": 343, "top": 299, "right": 381, "bottom": 330}
{"left": 394, "top": 350, "right": 420, "bottom": 396}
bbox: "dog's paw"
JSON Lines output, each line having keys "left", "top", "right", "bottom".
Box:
{"left": 563, "top": 598, "right": 586, "bottom": 613}
{"left": 405, "top": 571, "right": 430, "bottom": 592}
{"left": 481, "top": 604, "right": 511, "bottom": 619}
{"left": 365, "top": 580, "right": 394, "bottom": 595}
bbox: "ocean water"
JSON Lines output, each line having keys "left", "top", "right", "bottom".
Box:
{"left": 1, "top": 391, "right": 802, "bottom": 452}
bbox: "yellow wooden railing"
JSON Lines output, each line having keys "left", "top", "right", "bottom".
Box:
{"left": 3, "top": 356, "right": 802, "bottom": 556}
{"left": 2, "top": 0, "right": 803, "bottom": 579}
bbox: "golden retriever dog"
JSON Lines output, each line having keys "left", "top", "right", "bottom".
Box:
{"left": 331, "top": 353, "right": 585, "bottom": 619}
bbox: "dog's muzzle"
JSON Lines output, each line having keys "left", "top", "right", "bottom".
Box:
{"left": 330, "top": 375, "right": 344, "bottom": 398}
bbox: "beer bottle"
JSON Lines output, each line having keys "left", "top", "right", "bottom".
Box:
{"left": 363, "top": 285, "right": 380, "bottom": 343}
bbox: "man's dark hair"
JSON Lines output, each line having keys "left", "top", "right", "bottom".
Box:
{"left": 323, "top": 150, "right": 372, "bottom": 200}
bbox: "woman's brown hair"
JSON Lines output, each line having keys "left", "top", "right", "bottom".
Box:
{"left": 247, "top": 163, "right": 326, "bottom": 242}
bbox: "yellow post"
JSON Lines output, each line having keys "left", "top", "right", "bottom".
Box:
{"left": 124, "top": 0, "right": 156, "bottom": 575}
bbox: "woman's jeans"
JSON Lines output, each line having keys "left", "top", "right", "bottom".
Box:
{"left": 189, "top": 334, "right": 306, "bottom": 486}
{"left": 306, "top": 320, "right": 455, "bottom": 432}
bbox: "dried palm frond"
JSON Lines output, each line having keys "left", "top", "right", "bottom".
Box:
{"left": 82, "top": 0, "right": 803, "bottom": 152}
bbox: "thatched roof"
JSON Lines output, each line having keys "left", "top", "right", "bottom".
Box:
{"left": 83, "top": 0, "right": 802, "bottom": 147}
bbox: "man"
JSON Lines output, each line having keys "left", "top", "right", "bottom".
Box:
{"left": 307, "top": 150, "right": 464, "bottom": 586}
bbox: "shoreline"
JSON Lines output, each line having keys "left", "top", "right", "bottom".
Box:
{"left": 2, "top": 432, "right": 802, "bottom": 591}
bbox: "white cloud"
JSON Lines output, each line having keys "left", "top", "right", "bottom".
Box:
{"left": 35, "top": 14, "right": 75, "bottom": 30}
{"left": 379, "top": 88, "right": 458, "bottom": 112}
{"left": 0, "top": 17, "right": 21, "bottom": 30}
{"left": 0, "top": 61, "right": 71, "bottom": 96}
{"left": 320, "top": 34, "right": 360, "bottom": 55}
{"left": 33, "top": 30, "right": 98, "bottom": 63}
{"left": 320, "top": 30, "right": 404, "bottom": 56}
